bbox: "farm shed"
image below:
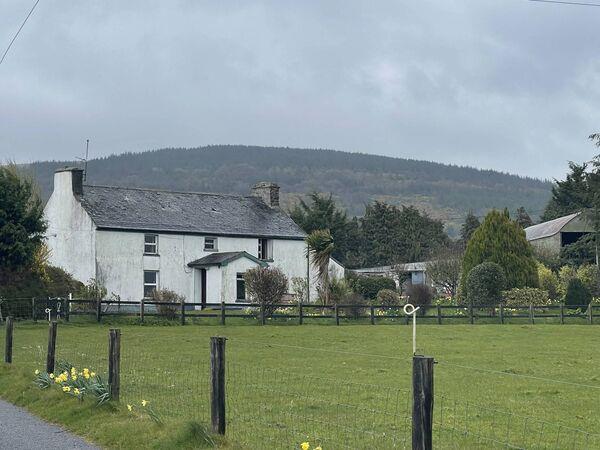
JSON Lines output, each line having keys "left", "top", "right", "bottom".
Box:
{"left": 524, "top": 212, "right": 592, "bottom": 256}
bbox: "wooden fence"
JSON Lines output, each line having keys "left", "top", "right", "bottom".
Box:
{"left": 1, "top": 297, "right": 597, "bottom": 325}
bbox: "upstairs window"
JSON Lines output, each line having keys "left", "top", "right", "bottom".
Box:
{"left": 258, "top": 238, "right": 272, "bottom": 260}
{"left": 143, "top": 270, "right": 159, "bottom": 298}
{"left": 204, "top": 237, "right": 218, "bottom": 251}
{"left": 144, "top": 234, "right": 158, "bottom": 254}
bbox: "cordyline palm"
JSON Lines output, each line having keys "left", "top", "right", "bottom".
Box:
{"left": 306, "top": 229, "right": 334, "bottom": 305}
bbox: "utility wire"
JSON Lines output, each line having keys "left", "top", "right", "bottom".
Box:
{"left": 0, "top": 0, "right": 41, "bottom": 67}
{"left": 529, "top": 0, "right": 600, "bottom": 6}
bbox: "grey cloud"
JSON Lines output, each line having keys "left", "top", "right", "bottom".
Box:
{"left": 1, "top": 0, "right": 599, "bottom": 179}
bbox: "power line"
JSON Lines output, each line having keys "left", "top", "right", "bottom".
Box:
{"left": 529, "top": 0, "right": 600, "bottom": 6}
{"left": 0, "top": 0, "right": 41, "bottom": 67}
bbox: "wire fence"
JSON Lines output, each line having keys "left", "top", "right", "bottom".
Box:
{"left": 2, "top": 319, "right": 600, "bottom": 449}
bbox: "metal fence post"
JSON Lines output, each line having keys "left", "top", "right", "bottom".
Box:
{"left": 210, "top": 336, "right": 226, "bottom": 435}
{"left": 412, "top": 355, "right": 434, "bottom": 450}
{"left": 4, "top": 317, "right": 13, "bottom": 364}
{"left": 108, "top": 329, "right": 121, "bottom": 401}
{"left": 46, "top": 321, "right": 58, "bottom": 374}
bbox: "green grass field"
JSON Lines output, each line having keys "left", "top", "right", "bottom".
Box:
{"left": 2, "top": 321, "right": 600, "bottom": 449}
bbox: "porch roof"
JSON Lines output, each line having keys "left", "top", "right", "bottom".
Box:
{"left": 187, "top": 251, "right": 268, "bottom": 268}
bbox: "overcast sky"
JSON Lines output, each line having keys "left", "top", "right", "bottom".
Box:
{"left": 1, "top": 0, "right": 599, "bottom": 179}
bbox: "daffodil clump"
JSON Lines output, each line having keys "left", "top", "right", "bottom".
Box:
{"left": 125, "top": 399, "right": 163, "bottom": 425}
{"left": 34, "top": 361, "right": 110, "bottom": 405}
{"left": 300, "top": 441, "right": 322, "bottom": 450}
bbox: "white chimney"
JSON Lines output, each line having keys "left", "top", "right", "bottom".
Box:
{"left": 53, "top": 167, "right": 84, "bottom": 196}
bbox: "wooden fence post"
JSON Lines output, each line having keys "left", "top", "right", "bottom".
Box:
{"left": 588, "top": 304, "right": 593, "bottom": 325}
{"left": 4, "top": 317, "right": 13, "bottom": 364}
{"left": 560, "top": 303, "right": 564, "bottom": 325}
{"left": 96, "top": 300, "right": 102, "bottom": 323}
{"left": 529, "top": 304, "right": 534, "bottom": 325}
{"left": 370, "top": 305, "right": 375, "bottom": 325}
{"left": 499, "top": 304, "right": 504, "bottom": 324}
{"left": 334, "top": 304, "right": 339, "bottom": 326}
{"left": 46, "top": 321, "right": 58, "bottom": 374}
{"left": 108, "top": 329, "right": 121, "bottom": 401}
{"left": 298, "top": 301, "right": 303, "bottom": 325}
{"left": 260, "top": 301, "right": 266, "bottom": 325}
{"left": 469, "top": 304, "right": 474, "bottom": 325}
{"left": 210, "top": 336, "right": 226, "bottom": 435}
{"left": 140, "top": 298, "right": 145, "bottom": 323}
{"left": 412, "top": 355, "right": 434, "bottom": 450}
{"left": 220, "top": 301, "right": 226, "bottom": 325}
{"left": 32, "top": 298, "right": 37, "bottom": 322}
{"left": 437, "top": 305, "right": 441, "bottom": 325}
{"left": 180, "top": 299, "right": 186, "bottom": 326}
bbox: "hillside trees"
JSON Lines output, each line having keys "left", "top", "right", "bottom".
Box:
{"left": 460, "top": 211, "right": 480, "bottom": 246}
{"left": 462, "top": 210, "right": 538, "bottom": 290}
{"left": 515, "top": 207, "right": 533, "bottom": 228}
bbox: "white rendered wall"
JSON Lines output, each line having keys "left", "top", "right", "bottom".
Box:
{"left": 44, "top": 172, "right": 96, "bottom": 284}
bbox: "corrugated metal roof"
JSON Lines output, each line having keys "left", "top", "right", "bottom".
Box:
{"left": 524, "top": 212, "right": 581, "bottom": 241}
{"left": 78, "top": 185, "right": 306, "bottom": 239}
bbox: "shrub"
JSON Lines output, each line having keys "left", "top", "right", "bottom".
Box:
{"left": 405, "top": 284, "right": 433, "bottom": 312}
{"left": 502, "top": 287, "right": 551, "bottom": 307}
{"left": 328, "top": 278, "right": 352, "bottom": 305}
{"left": 244, "top": 267, "right": 288, "bottom": 318}
{"left": 73, "top": 278, "right": 107, "bottom": 313}
{"left": 152, "top": 289, "right": 184, "bottom": 320}
{"left": 290, "top": 277, "right": 308, "bottom": 304}
{"left": 557, "top": 266, "right": 577, "bottom": 298}
{"left": 340, "top": 292, "right": 367, "bottom": 319}
{"left": 576, "top": 264, "right": 600, "bottom": 297}
{"left": 464, "top": 262, "right": 506, "bottom": 307}
{"left": 564, "top": 278, "right": 592, "bottom": 307}
{"left": 350, "top": 276, "right": 396, "bottom": 300}
{"left": 376, "top": 289, "right": 403, "bottom": 307}
{"left": 537, "top": 263, "right": 559, "bottom": 301}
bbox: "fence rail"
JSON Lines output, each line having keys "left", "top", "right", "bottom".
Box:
{"left": 1, "top": 297, "right": 598, "bottom": 326}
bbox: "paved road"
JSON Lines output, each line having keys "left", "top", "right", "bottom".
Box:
{"left": 0, "top": 398, "right": 99, "bottom": 449}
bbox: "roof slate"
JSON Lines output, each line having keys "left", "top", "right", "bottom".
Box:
{"left": 524, "top": 212, "right": 580, "bottom": 241}
{"left": 78, "top": 185, "right": 306, "bottom": 239}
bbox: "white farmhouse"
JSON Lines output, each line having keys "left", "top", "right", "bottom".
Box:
{"left": 44, "top": 167, "right": 322, "bottom": 305}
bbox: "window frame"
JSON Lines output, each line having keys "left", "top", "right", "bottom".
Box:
{"left": 258, "top": 238, "right": 272, "bottom": 260}
{"left": 204, "top": 237, "right": 218, "bottom": 252}
{"left": 144, "top": 234, "right": 159, "bottom": 255}
{"left": 143, "top": 270, "right": 159, "bottom": 298}
{"left": 236, "top": 272, "right": 246, "bottom": 301}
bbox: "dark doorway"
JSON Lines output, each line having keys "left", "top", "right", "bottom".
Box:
{"left": 201, "top": 269, "right": 207, "bottom": 308}
{"left": 561, "top": 232, "right": 590, "bottom": 247}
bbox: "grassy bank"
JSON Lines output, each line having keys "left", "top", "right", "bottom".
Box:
{"left": 0, "top": 363, "right": 221, "bottom": 449}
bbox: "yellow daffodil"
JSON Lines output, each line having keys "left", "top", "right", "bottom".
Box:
{"left": 62, "top": 386, "right": 71, "bottom": 392}
{"left": 34, "top": 369, "right": 39, "bottom": 375}
{"left": 49, "top": 373, "right": 55, "bottom": 379}
{"left": 301, "top": 442, "right": 310, "bottom": 450}
{"left": 142, "top": 400, "right": 148, "bottom": 407}
{"left": 127, "top": 404, "right": 133, "bottom": 412}
{"left": 54, "top": 378, "right": 61, "bottom": 384}
{"left": 90, "top": 372, "right": 96, "bottom": 377}
{"left": 72, "top": 375, "right": 78, "bottom": 381}
{"left": 73, "top": 388, "right": 80, "bottom": 395}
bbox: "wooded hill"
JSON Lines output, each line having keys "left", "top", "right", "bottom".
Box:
{"left": 25, "top": 145, "right": 551, "bottom": 235}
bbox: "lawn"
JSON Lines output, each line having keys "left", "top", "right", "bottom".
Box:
{"left": 1, "top": 320, "right": 600, "bottom": 449}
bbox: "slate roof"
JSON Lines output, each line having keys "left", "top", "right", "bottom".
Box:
{"left": 524, "top": 212, "right": 581, "bottom": 241}
{"left": 78, "top": 185, "right": 306, "bottom": 239}
{"left": 187, "top": 251, "right": 268, "bottom": 268}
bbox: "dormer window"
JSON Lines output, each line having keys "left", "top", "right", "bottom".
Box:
{"left": 144, "top": 234, "right": 158, "bottom": 255}
{"left": 204, "top": 237, "right": 218, "bottom": 251}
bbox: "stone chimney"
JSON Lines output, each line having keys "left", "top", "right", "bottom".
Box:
{"left": 252, "top": 182, "right": 280, "bottom": 208}
{"left": 53, "top": 167, "right": 84, "bottom": 196}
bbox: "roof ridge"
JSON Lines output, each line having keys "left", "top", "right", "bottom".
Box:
{"left": 83, "top": 184, "right": 259, "bottom": 200}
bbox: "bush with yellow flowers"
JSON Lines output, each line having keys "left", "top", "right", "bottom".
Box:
{"left": 34, "top": 360, "right": 110, "bottom": 405}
